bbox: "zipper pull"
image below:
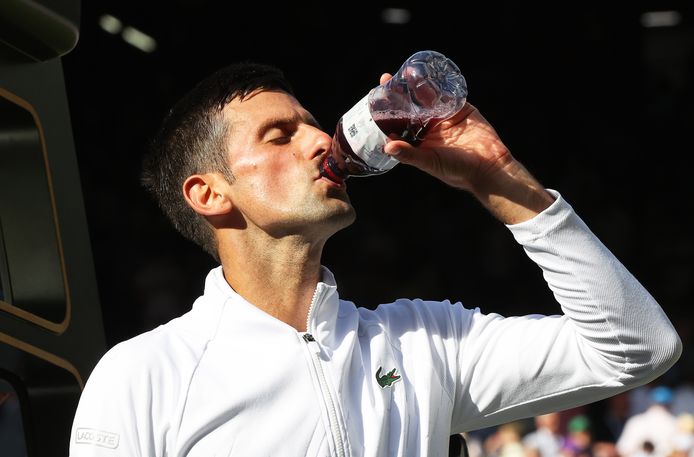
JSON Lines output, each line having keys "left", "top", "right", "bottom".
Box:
{"left": 302, "top": 333, "right": 321, "bottom": 354}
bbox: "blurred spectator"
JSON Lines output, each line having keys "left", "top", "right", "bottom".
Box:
{"left": 591, "top": 442, "right": 619, "bottom": 457}
{"left": 671, "top": 351, "right": 694, "bottom": 417}
{"left": 585, "top": 392, "right": 631, "bottom": 442}
{"left": 485, "top": 422, "right": 526, "bottom": 457}
{"left": 561, "top": 415, "right": 592, "bottom": 457}
{"left": 463, "top": 432, "right": 484, "bottom": 457}
{"left": 673, "top": 384, "right": 694, "bottom": 417}
{"left": 617, "top": 386, "right": 678, "bottom": 457}
{"left": 602, "top": 393, "right": 631, "bottom": 441}
{"left": 671, "top": 414, "right": 694, "bottom": 457}
{"left": 629, "top": 385, "right": 653, "bottom": 417}
{"left": 633, "top": 441, "right": 655, "bottom": 457}
{"left": 523, "top": 412, "right": 563, "bottom": 457}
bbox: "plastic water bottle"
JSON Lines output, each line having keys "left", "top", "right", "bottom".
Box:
{"left": 320, "top": 50, "right": 467, "bottom": 182}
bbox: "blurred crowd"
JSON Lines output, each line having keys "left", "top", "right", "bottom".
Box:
{"left": 453, "top": 383, "right": 694, "bottom": 457}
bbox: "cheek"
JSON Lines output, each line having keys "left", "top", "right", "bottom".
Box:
{"left": 238, "top": 164, "right": 299, "bottom": 207}
{"left": 257, "top": 157, "right": 304, "bottom": 190}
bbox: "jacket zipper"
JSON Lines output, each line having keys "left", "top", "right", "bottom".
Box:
{"left": 306, "top": 283, "right": 321, "bottom": 334}
{"left": 302, "top": 333, "right": 346, "bottom": 457}
{"left": 303, "top": 284, "right": 346, "bottom": 457}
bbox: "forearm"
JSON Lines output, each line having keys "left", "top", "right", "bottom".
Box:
{"left": 469, "top": 154, "right": 555, "bottom": 225}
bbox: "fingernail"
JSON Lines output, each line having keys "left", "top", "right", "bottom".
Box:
{"left": 386, "top": 148, "right": 401, "bottom": 156}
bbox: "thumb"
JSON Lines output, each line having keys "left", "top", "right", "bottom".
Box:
{"left": 383, "top": 139, "right": 445, "bottom": 177}
{"left": 383, "top": 140, "right": 420, "bottom": 165}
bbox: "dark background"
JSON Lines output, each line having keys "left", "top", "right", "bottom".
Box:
{"left": 61, "top": 0, "right": 693, "bottom": 377}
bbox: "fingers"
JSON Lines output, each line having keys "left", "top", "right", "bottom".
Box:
{"left": 379, "top": 73, "right": 393, "bottom": 85}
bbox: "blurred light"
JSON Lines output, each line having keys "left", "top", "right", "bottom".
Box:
{"left": 121, "top": 26, "right": 157, "bottom": 53}
{"left": 381, "top": 8, "right": 411, "bottom": 25}
{"left": 98, "top": 14, "right": 123, "bottom": 34}
{"left": 641, "top": 11, "right": 682, "bottom": 28}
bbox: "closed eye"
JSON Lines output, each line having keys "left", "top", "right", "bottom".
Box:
{"left": 258, "top": 112, "right": 321, "bottom": 144}
{"left": 265, "top": 127, "right": 296, "bottom": 145}
{"left": 269, "top": 135, "right": 292, "bottom": 145}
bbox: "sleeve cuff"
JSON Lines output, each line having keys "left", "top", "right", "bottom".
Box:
{"left": 505, "top": 189, "right": 577, "bottom": 244}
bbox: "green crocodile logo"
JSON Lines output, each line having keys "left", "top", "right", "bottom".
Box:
{"left": 376, "top": 366, "right": 401, "bottom": 388}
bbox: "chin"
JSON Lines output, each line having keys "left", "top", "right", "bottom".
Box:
{"left": 323, "top": 204, "right": 356, "bottom": 236}
{"left": 326, "top": 186, "right": 352, "bottom": 203}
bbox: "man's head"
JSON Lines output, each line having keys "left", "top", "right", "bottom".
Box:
{"left": 142, "top": 62, "right": 354, "bottom": 262}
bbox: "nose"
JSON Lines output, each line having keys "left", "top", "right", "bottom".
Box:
{"left": 303, "top": 124, "right": 332, "bottom": 160}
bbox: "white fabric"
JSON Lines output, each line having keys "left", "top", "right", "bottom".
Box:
{"left": 70, "top": 191, "right": 682, "bottom": 456}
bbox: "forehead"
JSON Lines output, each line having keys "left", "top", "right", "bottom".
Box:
{"left": 222, "top": 89, "right": 308, "bottom": 127}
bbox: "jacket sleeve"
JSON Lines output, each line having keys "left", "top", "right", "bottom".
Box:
{"left": 450, "top": 190, "right": 682, "bottom": 433}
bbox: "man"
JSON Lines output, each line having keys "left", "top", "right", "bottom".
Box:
{"left": 70, "top": 62, "right": 681, "bottom": 456}
{"left": 523, "top": 412, "right": 563, "bottom": 457}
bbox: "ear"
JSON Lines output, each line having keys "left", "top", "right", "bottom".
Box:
{"left": 182, "top": 173, "right": 233, "bottom": 216}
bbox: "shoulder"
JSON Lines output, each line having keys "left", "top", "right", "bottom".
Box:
{"left": 85, "top": 311, "right": 213, "bottom": 395}
{"left": 71, "top": 322, "right": 202, "bottom": 455}
{"left": 81, "top": 269, "right": 233, "bottom": 400}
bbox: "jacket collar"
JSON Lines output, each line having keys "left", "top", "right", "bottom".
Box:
{"left": 307, "top": 267, "right": 341, "bottom": 346}
{"left": 198, "top": 266, "right": 341, "bottom": 343}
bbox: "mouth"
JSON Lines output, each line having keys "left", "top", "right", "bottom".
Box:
{"left": 319, "top": 174, "right": 346, "bottom": 191}
{"left": 317, "top": 153, "right": 346, "bottom": 187}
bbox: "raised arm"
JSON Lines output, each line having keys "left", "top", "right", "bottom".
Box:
{"left": 376, "top": 75, "right": 682, "bottom": 431}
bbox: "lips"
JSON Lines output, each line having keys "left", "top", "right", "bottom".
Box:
{"left": 318, "top": 154, "right": 346, "bottom": 185}
{"left": 320, "top": 164, "right": 345, "bottom": 185}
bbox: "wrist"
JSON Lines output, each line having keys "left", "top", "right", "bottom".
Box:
{"left": 471, "top": 158, "right": 555, "bottom": 225}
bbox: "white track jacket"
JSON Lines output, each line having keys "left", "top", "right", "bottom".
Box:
{"left": 70, "top": 192, "right": 682, "bottom": 456}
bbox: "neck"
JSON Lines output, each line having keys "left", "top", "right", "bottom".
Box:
{"left": 218, "top": 230, "right": 326, "bottom": 332}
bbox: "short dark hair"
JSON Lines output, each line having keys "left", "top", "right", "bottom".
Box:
{"left": 141, "top": 62, "right": 294, "bottom": 261}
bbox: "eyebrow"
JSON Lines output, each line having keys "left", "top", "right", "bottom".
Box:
{"left": 256, "top": 114, "right": 322, "bottom": 140}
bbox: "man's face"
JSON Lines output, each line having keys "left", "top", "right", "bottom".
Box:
{"left": 220, "top": 89, "right": 355, "bottom": 239}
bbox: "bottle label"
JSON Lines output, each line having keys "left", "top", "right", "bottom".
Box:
{"left": 341, "top": 93, "right": 399, "bottom": 172}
